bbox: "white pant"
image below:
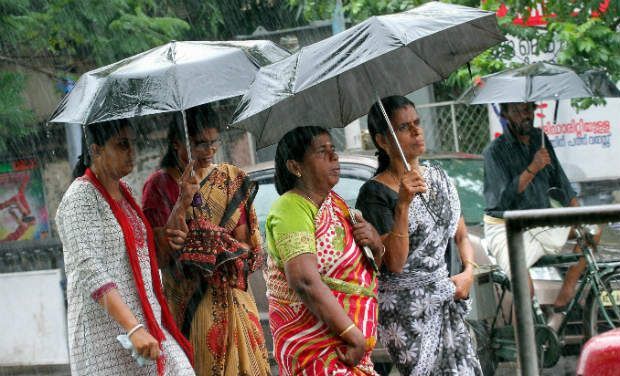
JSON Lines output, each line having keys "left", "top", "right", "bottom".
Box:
{"left": 484, "top": 218, "right": 570, "bottom": 278}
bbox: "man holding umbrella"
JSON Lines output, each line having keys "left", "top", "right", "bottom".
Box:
{"left": 483, "top": 101, "right": 593, "bottom": 314}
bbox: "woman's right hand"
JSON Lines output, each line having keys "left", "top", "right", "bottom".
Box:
{"left": 336, "top": 327, "right": 367, "bottom": 367}
{"left": 178, "top": 160, "right": 200, "bottom": 208}
{"left": 398, "top": 168, "right": 427, "bottom": 205}
{"left": 165, "top": 227, "right": 187, "bottom": 251}
{"left": 129, "top": 327, "right": 161, "bottom": 360}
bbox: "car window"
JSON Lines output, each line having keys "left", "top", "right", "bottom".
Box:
{"left": 333, "top": 177, "right": 367, "bottom": 209}
{"left": 423, "top": 158, "right": 485, "bottom": 225}
{"left": 253, "top": 180, "right": 278, "bottom": 237}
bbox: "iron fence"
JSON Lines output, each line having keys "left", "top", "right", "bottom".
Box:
{"left": 417, "top": 101, "right": 490, "bottom": 154}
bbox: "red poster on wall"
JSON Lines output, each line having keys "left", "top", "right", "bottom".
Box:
{"left": 0, "top": 159, "right": 50, "bottom": 242}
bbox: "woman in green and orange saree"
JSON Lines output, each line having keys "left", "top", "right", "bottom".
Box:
{"left": 265, "top": 126, "right": 384, "bottom": 375}
{"left": 142, "top": 107, "right": 269, "bottom": 376}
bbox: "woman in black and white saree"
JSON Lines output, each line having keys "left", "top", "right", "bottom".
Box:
{"left": 356, "top": 96, "right": 482, "bottom": 376}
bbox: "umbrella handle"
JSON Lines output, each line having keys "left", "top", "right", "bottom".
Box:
{"left": 541, "top": 115, "right": 545, "bottom": 148}
{"left": 376, "top": 94, "right": 411, "bottom": 172}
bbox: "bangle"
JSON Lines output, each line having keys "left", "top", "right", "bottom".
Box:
{"left": 390, "top": 231, "right": 409, "bottom": 238}
{"left": 463, "top": 259, "right": 479, "bottom": 269}
{"left": 525, "top": 166, "right": 535, "bottom": 175}
{"left": 365, "top": 336, "right": 377, "bottom": 351}
{"left": 339, "top": 323, "right": 356, "bottom": 338}
{"left": 127, "top": 323, "right": 144, "bottom": 338}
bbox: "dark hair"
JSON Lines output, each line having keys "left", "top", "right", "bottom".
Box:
{"left": 72, "top": 119, "right": 131, "bottom": 179}
{"left": 367, "top": 95, "right": 415, "bottom": 174}
{"left": 160, "top": 105, "right": 221, "bottom": 168}
{"left": 274, "top": 126, "right": 329, "bottom": 195}
{"left": 499, "top": 102, "right": 535, "bottom": 117}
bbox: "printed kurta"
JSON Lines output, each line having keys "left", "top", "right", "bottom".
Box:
{"left": 265, "top": 191, "right": 379, "bottom": 376}
{"left": 357, "top": 165, "right": 482, "bottom": 376}
{"left": 56, "top": 178, "right": 194, "bottom": 376}
{"left": 142, "top": 164, "right": 269, "bottom": 376}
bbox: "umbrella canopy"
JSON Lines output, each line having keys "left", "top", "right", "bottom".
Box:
{"left": 49, "top": 40, "right": 290, "bottom": 125}
{"left": 579, "top": 70, "right": 620, "bottom": 98}
{"left": 457, "top": 62, "right": 620, "bottom": 104}
{"left": 230, "top": 2, "right": 505, "bottom": 148}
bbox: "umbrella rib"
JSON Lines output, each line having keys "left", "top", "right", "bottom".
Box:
{"left": 405, "top": 18, "right": 503, "bottom": 84}
{"left": 257, "top": 106, "right": 273, "bottom": 147}
{"left": 336, "top": 74, "right": 345, "bottom": 127}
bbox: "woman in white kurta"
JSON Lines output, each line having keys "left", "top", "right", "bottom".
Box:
{"left": 56, "top": 120, "right": 194, "bottom": 376}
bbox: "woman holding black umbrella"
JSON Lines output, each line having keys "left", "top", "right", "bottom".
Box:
{"left": 356, "top": 96, "right": 482, "bottom": 376}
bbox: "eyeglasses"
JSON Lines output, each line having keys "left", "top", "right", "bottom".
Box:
{"left": 191, "top": 139, "right": 221, "bottom": 151}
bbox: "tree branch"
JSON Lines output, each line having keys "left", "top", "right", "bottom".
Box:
{"left": 0, "top": 55, "right": 58, "bottom": 79}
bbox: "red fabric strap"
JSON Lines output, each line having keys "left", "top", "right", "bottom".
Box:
{"left": 83, "top": 169, "right": 193, "bottom": 373}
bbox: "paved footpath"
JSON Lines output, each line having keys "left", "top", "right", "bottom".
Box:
{"left": 385, "top": 356, "right": 578, "bottom": 375}
{"left": 0, "top": 355, "right": 578, "bottom": 376}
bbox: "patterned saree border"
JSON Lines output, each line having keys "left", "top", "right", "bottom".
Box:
{"left": 275, "top": 231, "right": 316, "bottom": 263}
{"left": 321, "top": 276, "right": 377, "bottom": 298}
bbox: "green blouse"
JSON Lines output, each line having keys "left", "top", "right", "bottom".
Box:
{"left": 265, "top": 192, "right": 319, "bottom": 268}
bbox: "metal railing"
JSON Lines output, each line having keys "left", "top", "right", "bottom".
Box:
{"left": 504, "top": 204, "right": 620, "bottom": 375}
{"left": 0, "top": 238, "right": 63, "bottom": 274}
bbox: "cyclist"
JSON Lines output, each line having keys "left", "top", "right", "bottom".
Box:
{"left": 482, "top": 101, "right": 597, "bottom": 313}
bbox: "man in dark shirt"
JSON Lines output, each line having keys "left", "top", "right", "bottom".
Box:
{"left": 483, "top": 102, "right": 584, "bottom": 311}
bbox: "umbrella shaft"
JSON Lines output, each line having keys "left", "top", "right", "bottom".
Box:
{"left": 181, "top": 110, "right": 194, "bottom": 174}
{"left": 376, "top": 94, "right": 411, "bottom": 172}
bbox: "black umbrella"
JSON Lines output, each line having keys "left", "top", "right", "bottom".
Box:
{"left": 458, "top": 62, "right": 620, "bottom": 146}
{"left": 230, "top": 2, "right": 505, "bottom": 170}
{"left": 49, "top": 40, "right": 290, "bottom": 160}
{"left": 456, "top": 62, "right": 616, "bottom": 104}
{"left": 579, "top": 70, "right": 620, "bottom": 98}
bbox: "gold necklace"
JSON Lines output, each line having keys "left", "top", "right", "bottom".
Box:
{"left": 297, "top": 188, "right": 321, "bottom": 207}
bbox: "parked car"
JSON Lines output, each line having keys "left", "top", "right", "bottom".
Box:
{"left": 248, "top": 153, "right": 485, "bottom": 236}
{"left": 246, "top": 152, "right": 486, "bottom": 374}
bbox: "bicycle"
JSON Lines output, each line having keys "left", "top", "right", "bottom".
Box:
{"left": 488, "top": 224, "right": 620, "bottom": 369}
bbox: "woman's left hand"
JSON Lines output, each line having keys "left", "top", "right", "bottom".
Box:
{"left": 351, "top": 212, "right": 383, "bottom": 256}
{"left": 450, "top": 269, "right": 474, "bottom": 300}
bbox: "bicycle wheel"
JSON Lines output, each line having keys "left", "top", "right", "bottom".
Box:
{"left": 585, "top": 269, "right": 620, "bottom": 339}
{"left": 535, "top": 324, "right": 561, "bottom": 368}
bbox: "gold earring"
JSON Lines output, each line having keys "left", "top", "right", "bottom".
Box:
{"left": 296, "top": 172, "right": 302, "bottom": 178}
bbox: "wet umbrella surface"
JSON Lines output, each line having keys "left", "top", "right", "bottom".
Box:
{"left": 458, "top": 61, "right": 620, "bottom": 105}
{"left": 230, "top": 2, "right": 506, "bottom": 149}
{"left": 48, "top": 40, "right": 290, "bottom": 126}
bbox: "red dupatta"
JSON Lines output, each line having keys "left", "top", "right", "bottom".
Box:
{"left": 84, "top": 168, "right": 193, "bottom": 374}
